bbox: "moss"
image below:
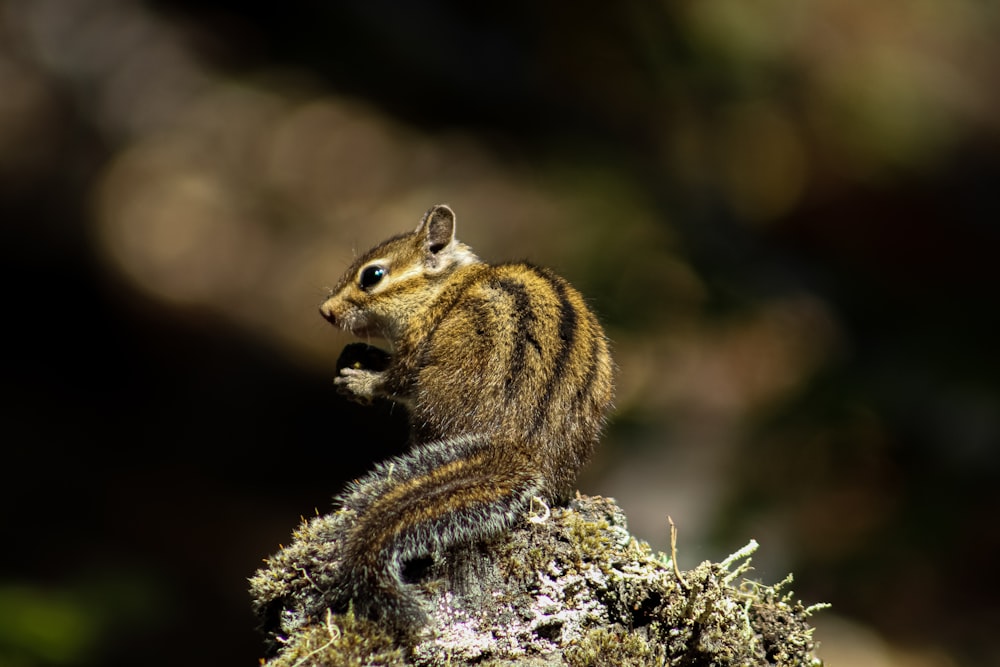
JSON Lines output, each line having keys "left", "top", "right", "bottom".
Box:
{"left": 264, "top": 609, "right": 406, "bottom": 667}
{"left": 251, "top": 495, "right": 825, "bottom": 666}
{"left": 745, "top": 578, "right": 827, "bottom": 667}
{"left": 564, "top": 627, "right": 661, "bottom": 667}
{"left": 568, "top": 513, "right": 611, "bottom": 556}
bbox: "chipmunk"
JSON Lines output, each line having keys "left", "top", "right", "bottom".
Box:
{"left": 318, "top": 204, "right": 614, "bottom": 635}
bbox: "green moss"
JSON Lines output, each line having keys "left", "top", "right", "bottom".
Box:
{"left": 564, "top": 627, "right": 661, "bottom": 667}
{"left": 568, "top": 514, "right": 610, "bottom": 554}
{"left": 265, "top": 609, "right": 406, "bottom": 667}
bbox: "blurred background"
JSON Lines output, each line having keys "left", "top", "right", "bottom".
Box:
{"left": 1, "top": 1, "right": 998, "bottom": 665}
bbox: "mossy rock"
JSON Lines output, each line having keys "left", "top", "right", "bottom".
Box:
{"left": 250, "top": 495, "right": 825, "bottom": 666}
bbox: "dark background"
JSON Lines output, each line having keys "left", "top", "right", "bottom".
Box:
{"left": 2, "top": 1, "right": 999, "bottom": 665}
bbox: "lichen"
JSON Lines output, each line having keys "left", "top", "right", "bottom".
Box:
{"left": 249, "top": 495, "right": 825, "bottom": 666}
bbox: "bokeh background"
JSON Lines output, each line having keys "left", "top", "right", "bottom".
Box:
{"left": 2, "top": 1, "right": 998, "bottom": 665}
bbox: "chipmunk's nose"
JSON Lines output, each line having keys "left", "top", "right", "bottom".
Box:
{"left": 319, "top": 303, "right": 337, "bottom": 326}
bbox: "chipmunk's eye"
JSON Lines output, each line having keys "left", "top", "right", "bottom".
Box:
{"left": 359, "top": 264, "right": 386, "bottom": 290}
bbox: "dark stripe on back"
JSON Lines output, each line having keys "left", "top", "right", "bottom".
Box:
{"left": 528, "top": 269, "right": 579, "bottom": 439}
{"left": 494, "top": 277, "right": 540, "bottom": 398}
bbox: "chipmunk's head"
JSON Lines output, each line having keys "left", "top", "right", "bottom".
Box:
{"left": 320, "top": 204, "right": 480, "bottom": 343}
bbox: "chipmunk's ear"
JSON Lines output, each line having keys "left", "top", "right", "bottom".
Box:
{"left": 417, "top": 204, "right": 456, "bottom": 255}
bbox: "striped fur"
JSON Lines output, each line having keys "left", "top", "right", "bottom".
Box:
{"left": 319, "top": 204, "right": 614, "bottom": 634}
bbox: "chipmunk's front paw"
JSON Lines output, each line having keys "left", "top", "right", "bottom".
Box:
{"left": 335, "top": 367, "right": 384, "bottom": 404}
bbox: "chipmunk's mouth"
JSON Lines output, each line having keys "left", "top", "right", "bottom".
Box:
{"left": 335, "top": 342, "right": 392, "bottom": 373}
{"left": 319, "top": 307, "right": 383, "bottom": 340}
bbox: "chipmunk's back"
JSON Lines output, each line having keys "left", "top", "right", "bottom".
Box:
{"left": 401, "top": 260, "right": 613, "bottom": 499}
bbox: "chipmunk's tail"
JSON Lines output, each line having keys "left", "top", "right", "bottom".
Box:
{"left": 332, "top": 433, "right": 543, "bottom": 634}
